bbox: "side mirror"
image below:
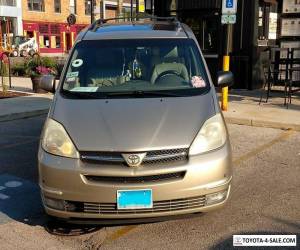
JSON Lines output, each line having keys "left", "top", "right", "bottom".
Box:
{"left": 217, "top": 71, "right": 234, "bottom": 88}
{"left": 40, "top": 75, "right": 56, "bottom": 93}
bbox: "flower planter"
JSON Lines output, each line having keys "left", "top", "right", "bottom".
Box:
{"left": 31, "top": 76, "right": 47, "bottom": 93}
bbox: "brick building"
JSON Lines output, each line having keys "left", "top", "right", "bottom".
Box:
{"left": 22, "top": 0, "right": 138, "bottom": 54}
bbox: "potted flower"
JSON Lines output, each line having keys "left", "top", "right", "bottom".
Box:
{"left": 25, "top": 54, "right": 57, "bottom": 93}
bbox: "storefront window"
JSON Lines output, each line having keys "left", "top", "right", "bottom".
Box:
{"left": 43, "top": 35, "right": 50, "bottom": 48}
{"left": 27, "top": 0, "right": 45, "bottom": 12}
{"left": 55, "top": 36, "right": 61, "bottom": 48}
{"left": 54, "top": 0, "right": 61, "bottom": 13}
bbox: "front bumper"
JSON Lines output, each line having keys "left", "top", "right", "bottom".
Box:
{"left": 38, "top": 142, "right": 232, "bottom": 221}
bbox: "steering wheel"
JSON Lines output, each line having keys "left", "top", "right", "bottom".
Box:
{"left": 154, "top": 70, "right": 183, "bottom": 84}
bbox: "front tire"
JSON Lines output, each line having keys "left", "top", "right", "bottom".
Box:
{"left": 12, "top": 50, "right": 19, "bottom": 57}
{"left": 20, "top": 50, "right": 27, "bottom": 57}
{"left": 29, "top": 49, "right": 36, "bottom": 57}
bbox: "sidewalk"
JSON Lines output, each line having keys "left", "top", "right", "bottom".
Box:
{"left": 222, "top": 89, "right": 300, "bottom": 131}
{"left": 1, "top": 77, "right": 300, "bottom": 131}
{"left": 9, "top": 77, "right": 33, "bottom": 93}
{"left": 0, "top": 94, "right": 52, "bottom": 122}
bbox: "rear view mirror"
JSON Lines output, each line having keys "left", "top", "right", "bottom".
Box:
{"left": 217, "top": 71, "right": 234, "bottom": 88}
{"left": 40, "top": 75, "right": 56, "bottom": 93}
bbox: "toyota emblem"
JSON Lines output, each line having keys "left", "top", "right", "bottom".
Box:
{"left": 128, "top": 155, "right": 140, "bottom": 165}
{"left": 122, "top": 153, "right": 147, "bottom": 167}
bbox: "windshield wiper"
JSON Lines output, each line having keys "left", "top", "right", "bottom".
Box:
{"left": 105, "top": 90, "right": 185, "bottom": 97}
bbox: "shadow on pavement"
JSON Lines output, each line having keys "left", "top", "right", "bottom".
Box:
{"left": 225, "top": 89, "right": 300, "bottom": 111}
{"left": 0, "top": 173, "right": 103, "bottom": 236}
{"left": 45, "top": 218, "right": 103, "bottom": 236}
{"left": 44, "top": 211, "right": 204, "bottom": 236}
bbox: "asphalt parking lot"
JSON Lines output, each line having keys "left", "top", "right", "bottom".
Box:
{"left": 0, "top": 115, "right": 299, "bottom": 249}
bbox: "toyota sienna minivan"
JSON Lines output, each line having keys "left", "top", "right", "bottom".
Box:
{"left": 38, "top": 16, "right": 233, "bottom": 223}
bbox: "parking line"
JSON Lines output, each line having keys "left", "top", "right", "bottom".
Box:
{"left": 233, "top": 129, "right": 294, "bottom": 166}
{"left": 104, "top": 225, "right": 137, "bottom": 243}
{"left": 101, "top": 130, "right": 294, "bottom": 246}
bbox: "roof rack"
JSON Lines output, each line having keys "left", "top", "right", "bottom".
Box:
{"left": 88, "top": 13, "right": 181, "bottom": 32}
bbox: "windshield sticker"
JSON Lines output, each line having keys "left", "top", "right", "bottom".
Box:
{"left": 66, "top": 71, "right": 79, "bottom": 78}
{"left": 71, "top": 87, "right": 98, "bottom": 92}
{"left": 66, "top": 77, "right": 76, "bottom": 82}
{"left": 191, "top": 76, "right": 206, "bottom": 88}
{"left": 72, "top": 59, "right": 83, "bottom": 68}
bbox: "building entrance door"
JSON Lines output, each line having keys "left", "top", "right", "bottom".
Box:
{"left": 65, "top": 33, "right": 72, "bottom": 52}
{"left": 180, "top": 13, "right": 221, "bottom": 83}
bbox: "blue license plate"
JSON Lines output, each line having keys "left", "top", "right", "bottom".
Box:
{"left": 117, "top": 189, "right": 153, "bottom": 209}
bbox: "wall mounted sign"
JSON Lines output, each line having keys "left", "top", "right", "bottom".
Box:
{"left": 282, "top": 0, "right": 300, "bottom": 14}
{"left": 281, "top": 18, "right": 300, "bottom": 36}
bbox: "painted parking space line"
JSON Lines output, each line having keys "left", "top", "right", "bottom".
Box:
{"left": 101, "top": 130, "right": 295, "bottom": 246}
{"left": 103, "top": 225, "right": 137, "bottom": 244}
{"left": 0, "top": 174, "right": 43, "bottom": 225}
{"left": 233, "top": 129, "right": 294, "bottom": 166}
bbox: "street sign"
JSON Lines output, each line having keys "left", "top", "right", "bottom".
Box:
{"left": 222, "top": 0, "right": 237, "bottom": 15}
{"left": 221, "top": 14, "right": 236, "bottom": 24}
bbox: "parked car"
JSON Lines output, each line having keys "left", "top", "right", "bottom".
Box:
{"left": 38, "top": 16, "right": 233, "bottom": 224}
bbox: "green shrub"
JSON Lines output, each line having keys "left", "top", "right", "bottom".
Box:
{"left": 11, "top": 62, "right": 26, "bottom": 76}
{"left": 41, "top": 56, "right": 57, "bottom": 69}
{"left": 25, "top": 54, "right": 57, "bottom": 77}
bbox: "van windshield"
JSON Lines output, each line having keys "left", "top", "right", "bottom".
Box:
{"left": 62, "top": 39, "right": 210, "bottom": 98}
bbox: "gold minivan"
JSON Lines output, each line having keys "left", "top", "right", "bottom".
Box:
{"left": 38, "top": 17, "right": 233, "bottom": 224}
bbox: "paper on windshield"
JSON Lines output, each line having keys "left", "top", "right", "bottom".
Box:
{"left": 71, "top": 87, "right": 98, "bottom": 92}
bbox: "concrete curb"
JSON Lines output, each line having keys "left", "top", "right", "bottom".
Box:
{"left": 225, "top": 116, "right": 300, "bottom": 131}
{"left": 0, "top": 109, "right": 49, "bottom": 122}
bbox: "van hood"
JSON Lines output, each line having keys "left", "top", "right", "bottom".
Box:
{"left": 52, "top": 94, "right": 215, "bottom": 152}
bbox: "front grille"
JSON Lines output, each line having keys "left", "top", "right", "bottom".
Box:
{"left": 143, "top": 148, "right": 188, "bottom": 165}
{"left": 84, "top": 171, "right": 185, "bottom": 184}
{"left": 82, "top": 195, "right": 206, "bottom": 214}
{"left": 80, "top": 148, "right": 188, "bottom": 166}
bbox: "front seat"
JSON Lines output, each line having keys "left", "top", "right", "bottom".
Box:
{"left": 150, "top": 63, "right": 189, "bottom": 84}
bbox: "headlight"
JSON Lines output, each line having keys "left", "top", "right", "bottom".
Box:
{"left": 41, "top": 118, "right": 79, "bottom": 158}
{"left": 189, "top": 113, "right": 227, "bottom": 155}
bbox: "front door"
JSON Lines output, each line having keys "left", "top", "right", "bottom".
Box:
{"left": 180, "top": 12, "right": 222, "bottom": 84}
{"left": 65, "top": 33, "right": 72, "bottom": 52}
